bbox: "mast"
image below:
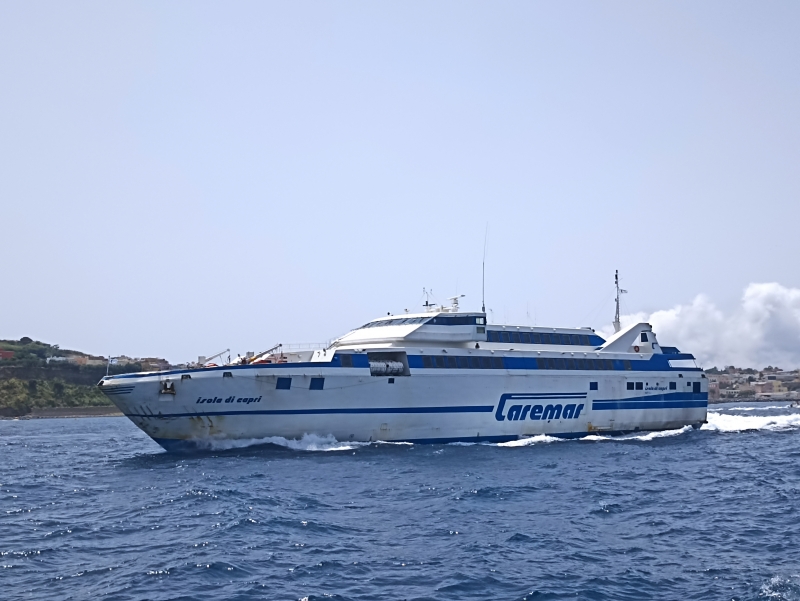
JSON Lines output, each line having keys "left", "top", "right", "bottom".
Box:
{"left": 613, "top": 270, "right": 627, "bottom": 333}
{"left": 482, "top": 224, "right": 488, "bottom": 313}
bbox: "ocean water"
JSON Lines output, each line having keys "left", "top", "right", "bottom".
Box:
{"left": 2, "top": 403, "right": 799, "bottom": 601}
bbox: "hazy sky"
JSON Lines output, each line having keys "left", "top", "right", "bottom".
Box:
{"left": 3, "top": 1, "right": 799, "bottom": 366}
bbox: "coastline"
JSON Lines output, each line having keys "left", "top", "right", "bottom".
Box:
{"left": 1, "top": 406, "right": 123, "bottom": 420}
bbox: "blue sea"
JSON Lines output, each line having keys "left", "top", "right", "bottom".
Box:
{"left": 2, "top": 402, "right": 800, "bottom": 601}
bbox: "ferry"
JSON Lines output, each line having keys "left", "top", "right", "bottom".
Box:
{"left": 99, "top": 275, "right": 708, "bottom": 451}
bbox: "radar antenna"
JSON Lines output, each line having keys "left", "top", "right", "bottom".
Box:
{"left": 613, "top": 270, "right": 628, "bottom": 333}
{"left": 448, "top": 294, "right": 465, "bottom": 312}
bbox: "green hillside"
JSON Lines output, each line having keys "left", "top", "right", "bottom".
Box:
{"left": 0, "top": 338, "right": 147, "bottom": 417}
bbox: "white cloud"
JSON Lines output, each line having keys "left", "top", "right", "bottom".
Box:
{"left": 598, "top": 283, "right": 800, "bottom": 370}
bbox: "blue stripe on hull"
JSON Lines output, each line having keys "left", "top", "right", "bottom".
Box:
{"left": 592, "top": 392, "right": 708, "bottom": 411}
{"left": 126, "top": 405, "right": 495, "bottom": 419}
{"left": 593, "top": 400, "right": 708, "bottom": 410}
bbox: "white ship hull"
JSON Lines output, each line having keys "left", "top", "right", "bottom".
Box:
{"left": 102, "top": 362, "right": 707, "bottom": 451}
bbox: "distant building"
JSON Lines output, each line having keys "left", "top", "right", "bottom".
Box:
{"left": 753, "top": 380, "right": 789, "bottom": 398}
{"left": 138, "top": 357, "right": 171, "bottom": 372}
{"left": 0, "top": 350, "right": 14, "bottom": 360}
{"left": 708, "top": 378, "right": 720, "bottom": 400}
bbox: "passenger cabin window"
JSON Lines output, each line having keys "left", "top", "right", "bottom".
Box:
{"left": 416, "top": 354, "right": 621, "bottom": 371}
{"left": 484, "top": 330, "right": 600, "bottom": 346}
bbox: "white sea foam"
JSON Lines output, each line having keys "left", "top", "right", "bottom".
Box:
{"left": 720, "top": 405, "right": 792, "bottom": 411}
{"left": 759, "top": 574, "right": 800, "bottom": 600}
{"left": 582, "top": 425, "right": 693, "bottom": 442}
{"left": 196, "top": 433, "right": 371, "bottom": 452}
{"left": 496, "top": 434, "right": 564, "bottom": 447}
{"left": 703, "top": 410, "right": 800, "bottom": 432}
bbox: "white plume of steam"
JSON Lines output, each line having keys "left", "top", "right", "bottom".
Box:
{"left": 597, "top": 283, "right": 800, "bottom": 370}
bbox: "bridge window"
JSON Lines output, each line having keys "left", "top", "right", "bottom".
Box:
{"left": 511, "top": 332, "right": 521, "bottom": 344}
{"left": 522, "top": 333, "right": 531, "bottom": 343}
{"left": 276, "top": 377, "right": 292, "bottom": 390}
{"left": 427, "top": 315, "right": 483, "bottom": 326}
{"left": 533, "top": 333, "right": 542, "bottom": 344}
{"left": 580, "top": 335, "right": 590, "bottom": 345}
